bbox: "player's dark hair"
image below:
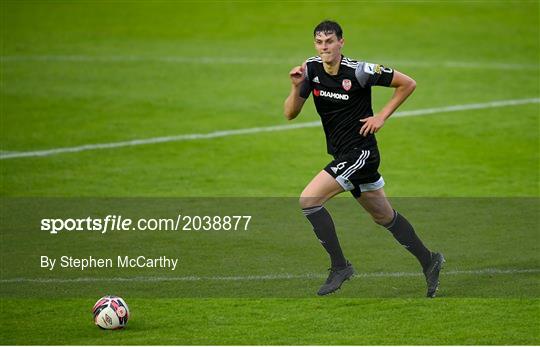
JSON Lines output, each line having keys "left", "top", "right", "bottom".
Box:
{"left": 313, "top": 20, "right": 343, "bottom": 39}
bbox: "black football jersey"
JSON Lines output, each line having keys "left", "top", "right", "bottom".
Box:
{"left": 299, "top": 55, "right": 394, "bottom": 157}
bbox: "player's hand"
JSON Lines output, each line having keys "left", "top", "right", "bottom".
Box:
{"left": 289, "top": 64, "right": 306, "bottom": 87}
{"left": 359, "top": 116, "right": 385, "bottom": 136}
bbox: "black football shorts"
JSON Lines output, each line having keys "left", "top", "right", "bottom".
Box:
{"left": 323, "top": 147, "right": 385, "bottom": 198}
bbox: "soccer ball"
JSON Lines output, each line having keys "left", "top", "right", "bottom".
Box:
{"left": 92, "top": 295, "right": 130, "bottom": 330}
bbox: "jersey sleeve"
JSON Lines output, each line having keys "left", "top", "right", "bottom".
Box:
{"left": 355, "top": 62, "right": 394, "bottom": 88}
{"left": 298, "top": 64, "right": 311, "bottom": 99}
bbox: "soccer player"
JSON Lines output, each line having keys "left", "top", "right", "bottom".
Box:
{"left": 284, "top": 20, "right": 444, "bottom": 297}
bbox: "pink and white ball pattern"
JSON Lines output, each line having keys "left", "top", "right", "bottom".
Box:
{"left": 92, "top": 295, "right": 130, "bottom": 330}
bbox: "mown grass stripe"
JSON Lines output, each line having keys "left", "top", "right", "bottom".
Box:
{"left": 1, "top": 98, "right": 538, "bottom": 160}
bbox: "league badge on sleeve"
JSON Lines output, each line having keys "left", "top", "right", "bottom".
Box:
{"left": 342, "top": 79, "right": 352, "bottom": 91}
{"left": 363, "top": 63, "right": 376, "bottom": 75}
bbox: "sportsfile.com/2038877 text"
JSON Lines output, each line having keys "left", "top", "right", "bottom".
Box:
{"left": 40, "top": 214, "right": 253, "bottom": 234}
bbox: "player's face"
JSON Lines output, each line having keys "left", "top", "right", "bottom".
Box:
{"left": 314, "top": 32, "right": 344, "bottom": 64}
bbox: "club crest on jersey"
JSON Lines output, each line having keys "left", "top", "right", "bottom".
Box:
{"left": 342, "top": 79, "right": 352, "bottom": 91}
{"left": 312, "top": 76, "right": 320, "bottom": 83}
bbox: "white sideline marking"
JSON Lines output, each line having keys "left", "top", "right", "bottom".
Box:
{"left": 1, "top": 55, "right": 538, "bottom": 70}
{"left": 1, "top": 97, "right": 539, "bottom": 160}
{"left": 1, "top": 268, "right": 538, "bottom": 284}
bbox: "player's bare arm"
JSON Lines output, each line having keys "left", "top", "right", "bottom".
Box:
{"left": 284, "top": 64, "right": 307, "bottom": 120}
{"left": 359, "top": 70, "right": 416, "bottom": 136}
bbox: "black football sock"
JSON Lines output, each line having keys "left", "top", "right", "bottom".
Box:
{"left": 302, "top": 205, "right": 347, "bottom": 268}
{"left": 385, "top": 210, "right": 432, "bottom": 272}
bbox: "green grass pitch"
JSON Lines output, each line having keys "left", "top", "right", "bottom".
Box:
{"left": 1, "top": 0, "right": 539, "bottom": 345}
